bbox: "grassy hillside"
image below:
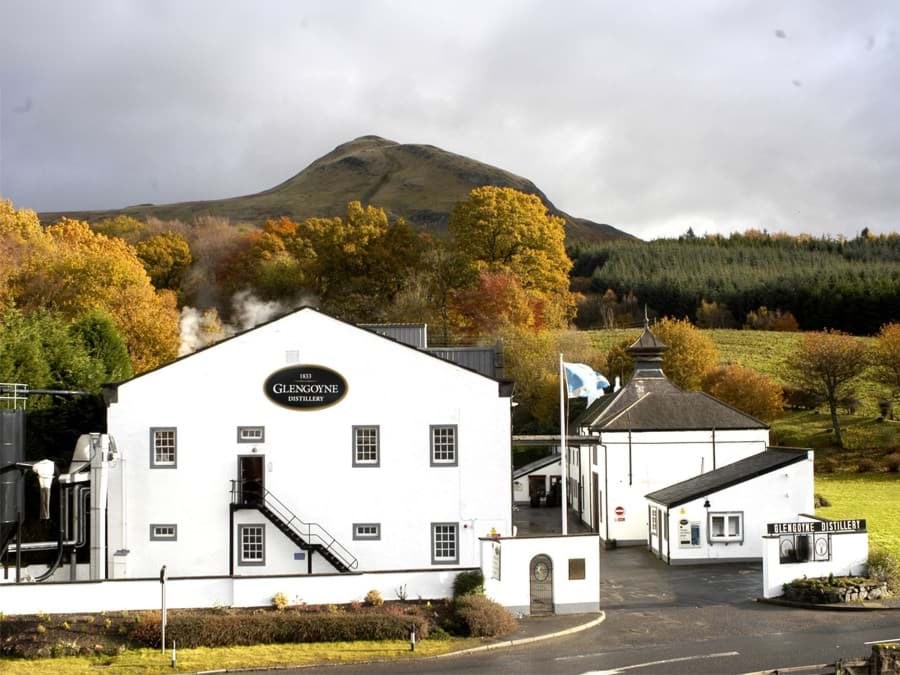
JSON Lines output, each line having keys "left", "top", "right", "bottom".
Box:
{"left": 587, "top": 328, "right": 898, "bottom": 454}
{"left": 38, "top": 136, "right": 633, "bottom": 243}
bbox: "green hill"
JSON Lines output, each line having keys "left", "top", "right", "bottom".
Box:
{"left": 38, "top": 135, "right": 634, "bottom": 243}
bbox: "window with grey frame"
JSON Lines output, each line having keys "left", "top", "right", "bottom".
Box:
{"left": 238, "top": 524, "right": 265, "bottom": 565}
{"left": 150, "top": 427, "right": 177, "bottom": 468}
{"left": 352, "top": 426, "right": 379, "bottom": 467}
{"left": 149, "top": 524, "right": 177, "bottom": 541}
{"left": 708, "top": 511, "right": 743, "bottom": 544}
{"left": 430, "top": 425, "right": 458, "bottom": 466}
{"left": 237, "top": 426, "right": 265, "bottom": 443}
{"left": 352, "top": 523, "right": 381, "bottom": 540}
{"left": 431, "top": 522, "right": 459, "bottom": 564}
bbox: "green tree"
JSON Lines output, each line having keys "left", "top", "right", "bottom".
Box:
{"left": 449, "top": 186, "right": 575, "bottom": 330}
{"left": 789, "top": 330, "right": 869, "bottom": 448}
{"left": 69, "top": 310, "right": 133, "bottom": 387}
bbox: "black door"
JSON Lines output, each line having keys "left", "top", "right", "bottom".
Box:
{"left": 529, "top": 554, "right": 553, "bottom": 615}
{"left": 238, "top": 456, "right": 264, "bottom": 505}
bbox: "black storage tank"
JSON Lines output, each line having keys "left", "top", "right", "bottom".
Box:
{"left": 0, "top": 408, "right": 26, "bottom": 545}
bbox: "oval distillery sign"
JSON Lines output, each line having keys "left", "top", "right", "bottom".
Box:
{"left": 263, "top": 365, "right": 348, "bottom": 410}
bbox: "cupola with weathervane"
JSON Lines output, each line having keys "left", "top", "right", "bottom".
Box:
{"left": 626, "top": 307, "right": 668, "bottom": 379}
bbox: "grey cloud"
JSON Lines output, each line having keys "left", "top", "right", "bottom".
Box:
{"left": 1, "top": 0, "right": 898, "bottom": 238}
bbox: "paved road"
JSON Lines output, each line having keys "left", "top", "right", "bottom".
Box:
{"left": 304, "top": 547, "right": 899, "bottom": 674}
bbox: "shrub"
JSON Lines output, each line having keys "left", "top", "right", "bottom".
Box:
{"left": 364, "top": 590, "right": 384, "bottom": 607}
{"left": 817, "top": 458, "right": 837, "bottom": 474}
{"left": 782, "top": 386, "right": 824, "bottom": 411}
{"left": 453, "top": 596, "right": 517, "bottom": 638}
{"left": 868, "top": 547, "right": 900, "bottom": 592}
{"left": 814, "top": 493, "right": 831, "bottom": 508}
{"left": 271, "top": 592, "right": 289, "bottom": 611}
{"left": 886, "top": 452, "right": 900, "bottom": 473}
{"left": 857, "top": 459, "right": 877, "bottom": 473}
{"left": 128, "top": 610, "right": 430, "bottom": 648}
{"left": 453, "top": 570, "right": 485, "bottom": 598}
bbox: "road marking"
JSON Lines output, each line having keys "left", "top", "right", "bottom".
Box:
{"left": 579, "top": 651, "right": 740, "bottom": 674}
{"left": 864, "top": 637, "right": 900, "bottom": 645}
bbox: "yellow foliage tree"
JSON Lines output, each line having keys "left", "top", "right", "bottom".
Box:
{"left": 873, "top": 322, "right": 900, "bottom": 397}
{"left": 449, "top": 187, "right": 575, "bottom": 331}
{"left": 12, "top": 218, "right": 179, "bottom": 373}
{"left": 135, "top": 231, "right": 193, "bottom": 290}
{"left": 652, "top": 317, "right": 719, "bottom": 391}
{"left": 702, "top": 364, "right": 784, "bottom": 422}
{"left": 0, "top": 200, "right": 49, "bottom": 308}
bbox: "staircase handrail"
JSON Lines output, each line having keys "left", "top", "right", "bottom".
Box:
{"left": 230, "top": 480, "right": 358, "bottom": 570}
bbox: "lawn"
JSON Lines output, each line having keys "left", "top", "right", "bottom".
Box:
{"left": 0, "top": 638, "right": 481, "bottom": 674}
{"left": 815, "top": 473, "right": 900, "bottom": 553}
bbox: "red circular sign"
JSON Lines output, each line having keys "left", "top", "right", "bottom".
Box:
{"left": 615, "top": 506, "right": 625, "bottom": 516}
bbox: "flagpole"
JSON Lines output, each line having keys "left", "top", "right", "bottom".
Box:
{"left": 559, "top": 353, "right": 568, "bottom": 536}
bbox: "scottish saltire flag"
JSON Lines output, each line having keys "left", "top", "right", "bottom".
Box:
{"left": 564, "top": 362, "right": 610, "bottom": 404}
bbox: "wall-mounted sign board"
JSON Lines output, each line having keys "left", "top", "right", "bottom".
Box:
{"left": 264, "top": 365, "right": 348, "bottom": 410}
{"left": 767, "top": 519, "right": 866, "bottom": 535}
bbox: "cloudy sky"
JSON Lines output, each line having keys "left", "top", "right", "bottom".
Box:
{"left": 1, "top": 1, "right": 898, "bottom": 239}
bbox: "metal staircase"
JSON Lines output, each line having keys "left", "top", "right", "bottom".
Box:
{"left": 230, "top": 481, "right": 358, "bottom": 573}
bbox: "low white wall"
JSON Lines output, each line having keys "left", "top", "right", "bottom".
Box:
{"left": 0, "top": 568, "right": 465, "bottom": 616}
{"left": 480, "top": 534, "right": 600, "bottom": 615}
{"left": 761, "top": 532, "right": 869, "bottom": 598}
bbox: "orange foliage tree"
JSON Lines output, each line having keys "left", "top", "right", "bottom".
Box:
{"left": 652, "top": 317, "right": 719, "bottom": 391}
{"left": 702, "top": 364, "right": 784, "bottom": 422}
{"left": 789, "top": 330, "right": 869, "bottom": 448}
{"left": 11, "top": 218, "right": 179, "bottom": 373}
{"left": 873, "top": 322, "right": 900, "bottom": 397}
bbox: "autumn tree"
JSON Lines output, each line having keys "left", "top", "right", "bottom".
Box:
{"left": 453, "top": 270, "right": 535, "bottom": 338}
{"left": 702, "top": 364, "right": 784, "bottom": 422}
{"left": 502, "top": 326, "right": 606, "bottom": 430}
{"left": 135, "top": 231, "right": 193, "bottom": 291}
{"left": 11, "top": 218, "right": 179, "bottom": 373}
{"left": 92, "top": 215, "right": 148, "bottom": 243}
{"left": 789, "top": 330, "right": 869, "bottom": 448}
{"left": 696, "top": 299, "right": 736, "bottom": 328}
{"left": 0, "top": 199, "right": 49, "bottom": 308}
{"left": 745, "top": 306, "right": 800, "bottom": 332}
{"left": 449, "top": 186, "right": 575, "bottom": 331}
{"left": 606, "top": 338, "right": 635, "bottom": 386}
{"left": 652, "top": 317, "right": 719, "bottom": 390}
{"left": 873, "top": 322, "right": 900, "bottom": 397}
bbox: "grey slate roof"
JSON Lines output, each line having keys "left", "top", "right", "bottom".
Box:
{"left": 513, "top": 454, "right": 560, "bottom": 480}
{"left": 574, "top": 373, "right": 768, "bottom": 431}
{"left": 644, "top": 448, "right": 809, "bottom": 507}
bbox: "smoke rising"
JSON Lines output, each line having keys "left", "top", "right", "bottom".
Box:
{"left": 178, "top": 290, "right": 292, "bottom": 356}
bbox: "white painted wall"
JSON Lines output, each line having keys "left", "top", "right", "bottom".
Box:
{"left": 105, "top": 309, "right": 512, "bottom": 578}
{"left": 649, "top": 452, "right": 813, "bottom": 563}
{"left": 762, "top": 531, "right": 869, "bottom": 598}
{"left": 576, "top": 428, "right": 769, "bottom": 542}
{"left": 480, "top": 534, "right": 600, "bottom": 615}
{"left": 0, "top": 569, "right": 464, "bottom": 616}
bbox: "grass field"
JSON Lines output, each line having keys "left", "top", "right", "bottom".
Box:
{"left": 0, "top": 639, "right": 480, "bottom": 674}
{"left": 815, "top": 474, "right": 900, "bottom": 552}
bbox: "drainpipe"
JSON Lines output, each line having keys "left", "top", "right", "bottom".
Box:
{"left": 603, "top": 443, "right": 609, "bottom": 543}
{"left": 712, "top": 427, "right": 717, "bottom": 470}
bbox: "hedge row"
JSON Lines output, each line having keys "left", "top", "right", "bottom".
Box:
{"left": 129, "top": 611, "right": 430, "bottom": 648}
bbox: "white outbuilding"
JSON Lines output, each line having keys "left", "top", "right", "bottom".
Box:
{"left": 644, "top": 448, "right": 814, "bottom": 564}
{"left": 102, "top": 307, "right": 514, "bottom": 579}
{"left": 569, "top": 319, "right": 770, "bottom": 545}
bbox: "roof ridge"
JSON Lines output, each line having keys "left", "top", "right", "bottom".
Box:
{"left": 695, "top": 390, "right": 770, "bottom": 430}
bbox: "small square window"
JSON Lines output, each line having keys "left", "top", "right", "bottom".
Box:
{"left": 150, "top": 524, "right": 177, "bottom": 541}
{"left": 431, "top": 522, "right": 458, "bottom": 564}
{"left": 353, "top": 523, "right": 381, "bottom": 540}
{"left": 430, "top": 425, "right": 458, "bottom": 466}
{"left": 237, "top": 426, "right": 265, "bottom": 443}
{"left": 150, "top": 428, "right": 177, "bottom": 468}
{"left": 353, "top": 426, "right": 380, "bottom": 467}
{"left": 568, "top": 558, "right": 586, "bottom": 580}
{"left": 709, "top": 512, "right": 743, "bottom": 543}
{"left": 239, "top": 524, "right": 265, "bottom": 565}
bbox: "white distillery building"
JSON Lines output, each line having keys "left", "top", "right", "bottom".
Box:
{"left": 101, "top": 307, "right": 514, "bottom": 579}
{"left": 645, "top": 448, "right": 814, "bottom": 564}
{"left": 568, "top": 320, "right": 770, "bottom": 545}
